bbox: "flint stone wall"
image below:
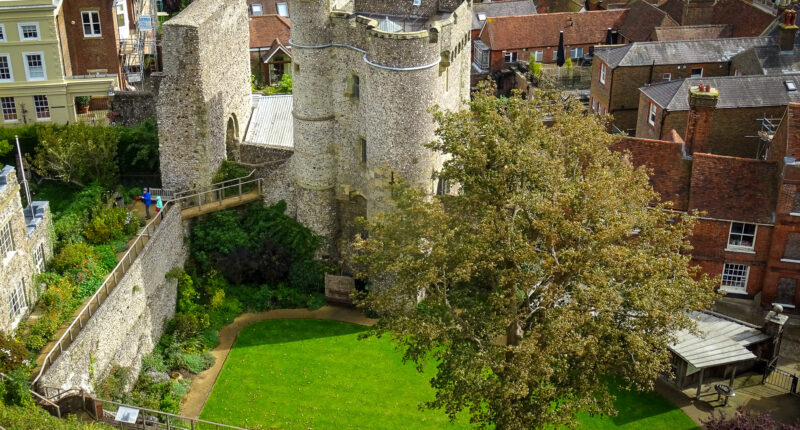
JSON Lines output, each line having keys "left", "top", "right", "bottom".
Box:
{"left": 38, "top": 207, "right": 187, "bottom": 392}
{"left": 110, "top": 91, "right": 157, "bottom": 126}
{"left": 157, "top": 0, "right": 252, "bottom": 190}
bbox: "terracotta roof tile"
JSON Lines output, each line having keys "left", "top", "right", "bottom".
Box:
{"left": 249, "top": 14, "right": 291, "bottom": 49}
{"left": 614, "top": 137, "right": 692, "bottom": 210}
{"left": 618, "top": 0, "right": 678, "bottom": 42}
{"left": 689, "top": 153, "right": 777, "bottom": 223}
{"left": 483, "top": 10, "right": 628, "bottom": 50}
{"left": 653, "top": 24, "right": 734, "bottom": 41}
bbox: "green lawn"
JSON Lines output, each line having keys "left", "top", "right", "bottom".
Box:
{"left": 200, "top": 319, "right": 697, "bottom": 430}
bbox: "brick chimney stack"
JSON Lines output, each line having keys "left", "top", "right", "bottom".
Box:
{"left": 684, "top": 84, "right": 719, "bottom": 156}
{"left": 779, "top": 10, "right": 798, "bottom": 52}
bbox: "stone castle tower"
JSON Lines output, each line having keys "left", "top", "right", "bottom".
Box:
{"left": 289, "top": 0, "right": 472, "bottom": 251}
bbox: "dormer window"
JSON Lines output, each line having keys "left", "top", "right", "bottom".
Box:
{"left": 251, "top": 3, "right": 263, "bottom": 15}
{"left": 276, "top": 2, "right": 289, "bottom": 17}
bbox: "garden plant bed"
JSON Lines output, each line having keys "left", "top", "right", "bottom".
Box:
{"left": 199, "top": 319, "right": 698, "bottom": 429}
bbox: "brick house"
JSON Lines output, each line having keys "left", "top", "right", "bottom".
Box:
{"left": 249, "top": 14, "right": 292, "bottom": 86}
{"left": 615, "top": 86, "right": 800, "bottom": 309}
{"left": 730, "top": 12, "right": 800, "bottom": 76}
{"left": 635, "top": 75, "right": 800, "bottom": 158}
{"left": 590, "top": 36, "right": 771, "bottom": 133}
{"left": 61, "top": 0, "right": 136, "bottom": 82}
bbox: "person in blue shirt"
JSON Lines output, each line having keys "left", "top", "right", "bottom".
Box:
{"left": 139, "top": 187, "right": 152, "bottom": 219}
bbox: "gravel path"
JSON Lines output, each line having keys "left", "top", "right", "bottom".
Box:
{"left": 179, "top": 306, "right": 375, "bottom": 418}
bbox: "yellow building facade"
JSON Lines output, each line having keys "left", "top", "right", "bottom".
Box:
{"left": 0, "top": 0, "right": 118, "bottom": 126}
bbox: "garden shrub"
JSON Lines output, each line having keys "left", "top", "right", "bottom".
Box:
{"left": 96, "top": 366, "right": 131, "bottom": 402}
{"left": 0, "top": 369, "right": 34, "bottom": 407}
{"left": 141, "top": 351, "right": 167, "bottom": 373}
{"left": 115, "top": 118, "right": 159, "bottom": 174}
{"left": 83, "top": 206, "right": 139, "bottom": 244}
{"left": 213, "top": 160, "right": 250, "bottom": 184}
{"left": 0, "top": 402, "right": 112, "bottom": 429}
{"left": 52, "top": 242, "right": 98, "bottom": 273}
{"left": 0, "top": 335, "right": 31, "bottom": 373}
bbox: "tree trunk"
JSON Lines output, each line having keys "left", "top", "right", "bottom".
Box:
{"left": 505, "top": 319, "right": 523, "bottom": 361}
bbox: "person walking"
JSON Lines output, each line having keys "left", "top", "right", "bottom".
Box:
{"left": 139, "top": 187, "right": 152, "bottom": 219}
{"left": 156, "top": 195, "right": 164, "bottom": 220}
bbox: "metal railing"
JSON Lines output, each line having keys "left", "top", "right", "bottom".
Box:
{"left": 32, "top": 206, "right": 173, "bottom": 386}
{"left": 95, "top": 398, "right": 247, "bottom": 430}
{"left": 0, "top": 372, "right": 62, "bottom": 418}
{"left": 763, "top": 364, "right": 800, "bottom": 396}
{"left": 32, "top": 172, "right": 263, "bottom": 387}
{"left": 173, "top": 170, "right": 256, "bottom": 200}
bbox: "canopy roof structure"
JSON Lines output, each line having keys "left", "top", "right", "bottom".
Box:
{"left": 670, "top": 311, "right": 769, "bottom": 369}
{"left": 244, "top": 94, "right": 293, "bottom": 149}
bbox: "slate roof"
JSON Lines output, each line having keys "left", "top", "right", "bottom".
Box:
{"left": 482, "top": 10, "right": 627, "bottom": 50}
{"left": 244, "top": 95, "right": 294, "bottom": 149}
{"left": 689, "top": 153, "right": 777, "bottom": 224}
{"left": 472, "top": 0, "right": 537, "bottom": 31}
{"left": 641, "top": 75, "right": 800, "bottom": 111}
{"left": 618, "top": 0, "right": 679, "bottom": 42}
{"left": 732, "top": 45, "right": 800, "bottom": 76}
{"left": 653, "top": 24, "right": 733, "bottom": 41}
{"left": 595, "top": 36, "right": 772, "bottom": 68}
{"left": 249, "top": 14, "right": 291, "bottom": 49}
{"left": 535, "top": 0, "right": 584, "bottom": 13}
{"left": 670, "top": 311, "right": 770, "bottom": 369}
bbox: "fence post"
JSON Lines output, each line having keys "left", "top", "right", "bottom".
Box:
{"left": 239, "top": 180, "right": 242, "bottom": 199}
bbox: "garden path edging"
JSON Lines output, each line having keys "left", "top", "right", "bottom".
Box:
{"left": 179, "top": 305, "right": 376, "bottom": 418}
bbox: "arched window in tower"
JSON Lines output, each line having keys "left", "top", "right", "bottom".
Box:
{"left": 346, "top": 73, "right": 360, "bottom": 101}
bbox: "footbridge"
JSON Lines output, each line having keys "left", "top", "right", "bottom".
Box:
{"left": 31, "top": 173, "right": 264, "bottom": 387}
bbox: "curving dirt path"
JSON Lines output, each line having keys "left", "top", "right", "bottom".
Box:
{"left": 179, "top": 306, "right": 376, "bottom": 418}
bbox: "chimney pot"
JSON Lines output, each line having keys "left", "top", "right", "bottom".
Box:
{"left": 779, "top": 10, "right": 798, "bottom": 52}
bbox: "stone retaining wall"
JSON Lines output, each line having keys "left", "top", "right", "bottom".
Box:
{"left": 38, "top": 207, "right": 188, "bottom": 392}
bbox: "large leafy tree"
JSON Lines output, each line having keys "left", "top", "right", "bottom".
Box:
{"left": 353, "top": 84, "right": 717, "bottom": 429}
{"left": 28, "top": 123, "right": 118, "bottom": 186}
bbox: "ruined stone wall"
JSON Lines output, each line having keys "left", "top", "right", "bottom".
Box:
{"left": 289, "top": 0, "right": 471, "bottom": 251}
{"left": 157, "top": 0, "right": 252, "bottom": 190}
{"left": 110, "top": 91, "right": 157, "bottom": 126}
{"left": 38, "top": 207, "right": 187, "bottom": 392}
{"left": 239, "top": 144, "right": 294, "bottom": 207}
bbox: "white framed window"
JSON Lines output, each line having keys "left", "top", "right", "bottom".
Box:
{"left": 251, "top": 3, "right": 263, "bottom": 15}
{"left": 8, "top": 280, "right": 27, "bottom": 328}
{"left": 33, "top": 95, "right": 50, "bottom": 120}
{"left": 0, "top": 24, "right": 6, "bottom": 42}
{"left": 599, "top": 63, "right": 607, "bottom": 84}
{"left": 734, "top": 69, "right": 742, "bottom": 77}
{"left": 413, "top": 0, "right": 422, "bottom": 5}
{"left": 82, "top": 11, "right": 102, "bottom": 37}
{"left": 552, "top": 50, "right": 558, "bottom": 61}
{"left": 728, "top": 222, "right": 756, "bottom": 250}
{"left": 0, "top": 54, "right": 13, "bottom": 82}
{"left": 691, "top": 67, "right": 703, "bottom": 78}
{"left": 532, "top": 50, "right": 543, "bottom": 62}
{"left": 662, "top": 73, "right": 671, "bottom": 82}
{"left": 1, "top": 97, "right": 17, "bottom": 122}
{"left": 18, "top": 23, "right": 40, "bottom": 41}
{"left": 721, "top": 263, "right": 749, "bottom": 294}
{"left": 23, "top": 52, "right": 46, "bottom": 81}
{"left": 34, "top": 244, "right": 45, "bottom": 274}
{"left": 648, "top": 102, "right": 657, "bottom": 126}
{"left": 504, "top": 52, "right": 517, "bottom": 63}
{"left": 569, "top": 47, "right": 583, "bottom": 59}
{"left": 0, "top": 222, "right": 13, "bottom": 255}
{"left": 277, "top": 2, "right": 289, "bottom": 17}
{"left": 477, "top": 13, "right": 487, "bottom": 22}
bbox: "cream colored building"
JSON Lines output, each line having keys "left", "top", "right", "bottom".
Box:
{"left": 0, "top": 0, "right": 118, "bottom": 126}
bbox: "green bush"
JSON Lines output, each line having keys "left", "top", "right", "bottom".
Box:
{"left": 0, "top": 369, "right": 34, "bottom": 407}
{"left": 213, "top": 160, "right": 250, "bottom": 184}
{"left": 141, "top": 351, "right": 168, "bottom": 373}
{"left": 96, "top": 366, "right": 131, "bottom": 402}
{"left": 115, "top": 118, "right": 159, "bottom": 174}
{"left": 0, "top": 403, "right": 112, "bottom": 429}
{"left": 0, "top": 335, "right": 31, "bottom": 373}
{"left": 83, "top": 206, "right": 139, "bottom": 244}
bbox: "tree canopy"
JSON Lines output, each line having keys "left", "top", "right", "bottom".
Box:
{"left": 28, "top": 123, "right": 118, "bottom": 187}
{"left": 353, "top": 84, "right": 717, "bottom": 430}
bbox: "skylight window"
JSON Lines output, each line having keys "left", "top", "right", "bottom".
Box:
{"left": 785, "top": 80, "right": 797, "bottom": 92}
{"left": 477, "top": 13, "right": 487, "bottom": 21}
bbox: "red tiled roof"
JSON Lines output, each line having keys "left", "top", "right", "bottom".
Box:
{"left": 653, "top": 24, "right": 734, "bottom": 41}
{"left": 618, "top": 0, "right": 678, "bottom": 42}
{"left": 249, "top": 14, "right": 291, "bottom": 49}
{"left": 712, "top": 0, "right": 775, "bottom": 37}
{"left": 689, "top": 153, "right": 777, "bottom": 223}
{"left": 614, "top": 137, "right": 692, "bottom": 210}
{"left": 658, "top": 0, "right": 684, "bottom": 24}
{"left": 482, "top": 10, "right": 628, "bottom": 50}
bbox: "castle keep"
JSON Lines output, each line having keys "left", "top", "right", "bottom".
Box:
{"left": 290, "top": 0, "right": 472, "bottom": 249}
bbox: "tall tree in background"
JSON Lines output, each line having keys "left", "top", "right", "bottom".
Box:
{"left": 354, "top": 83, "right": 717, "bottom": 429}
{"left": 28, "top": 123, "right": 118, "bottom": 186}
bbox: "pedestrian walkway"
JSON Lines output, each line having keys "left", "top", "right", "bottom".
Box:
{"left": 179, "top": 306, "right": 375, "bottom": 418}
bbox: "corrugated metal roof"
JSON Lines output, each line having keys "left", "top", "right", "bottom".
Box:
{"left": 244, "top": 94, "right": 294, "bottom": 149}
{"left": 669, "top": 311, "right": 769, "bottom": 369}
{"left": 596, "top": 37, "right": 772, "bottom": 68}
{"left": 640, "top": 75, "right": 800, "bottom": 110}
